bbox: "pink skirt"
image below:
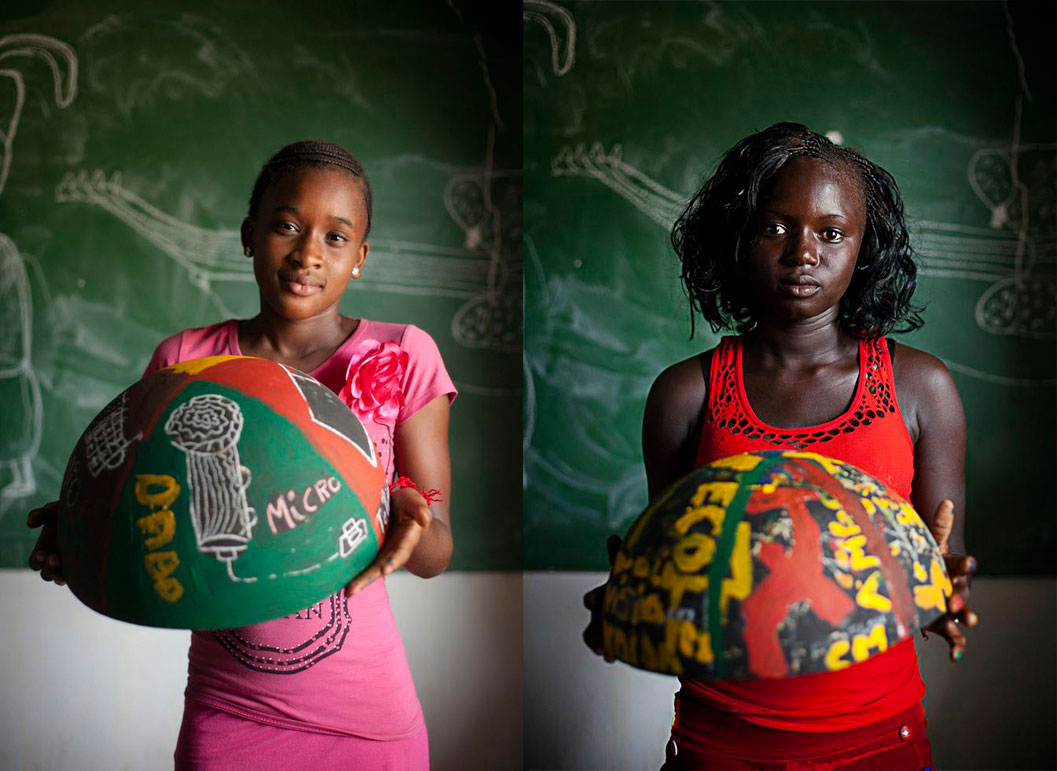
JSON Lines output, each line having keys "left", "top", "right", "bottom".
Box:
{"left": 174, "top": 700, "right": 429, "bottom": 771}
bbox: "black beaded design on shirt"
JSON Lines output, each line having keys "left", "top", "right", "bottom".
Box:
{"left": 708, "top": 337, "right": 898, "bottom": 450}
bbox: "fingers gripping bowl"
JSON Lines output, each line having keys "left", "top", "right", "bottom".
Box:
{"left": 56, "top": 356, "right": 386, "bottom": 630}
{"left": 601, "top": 451, "right": 952, "bottom": 680}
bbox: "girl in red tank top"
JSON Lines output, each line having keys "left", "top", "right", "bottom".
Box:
{"left": 583, "top": 123, "right": 978, "bottom": 770}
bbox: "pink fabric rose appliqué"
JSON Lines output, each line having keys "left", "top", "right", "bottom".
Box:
{"left": 338, "top": 339, "right": 408, "bottom": 425}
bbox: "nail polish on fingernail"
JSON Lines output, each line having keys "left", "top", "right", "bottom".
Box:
{"left": 949, "top": 596, "right": 963, "bottom": 613}
{"left": 953, "top": 649, "right": 963, "bottom": 662}
{"left": 967, "top": 557, "right": 977, "bottom": 572}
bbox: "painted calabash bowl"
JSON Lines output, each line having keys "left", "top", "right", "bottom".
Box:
{"left": 601, "top": 450, "right": 952, "bottom": 680}
{"left": 56, "top": 356, "right": 386, "bottom": 630}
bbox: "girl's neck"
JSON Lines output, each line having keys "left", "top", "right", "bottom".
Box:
{"left": 744, "top": 314, "right": 855, "bottom": 370}
{"left": 240, "top": 310, "right": 358, "bottom": 367}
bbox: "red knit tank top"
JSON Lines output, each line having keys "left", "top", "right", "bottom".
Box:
{"left": 680, "top": 335, "right": 923, "bottom": 733}
{"left": 696, "top": 336, "right": 914, "bottom": 496}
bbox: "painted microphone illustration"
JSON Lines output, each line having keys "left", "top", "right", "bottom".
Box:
{"left": 165, "top": 394, "right": 256, "bottom": 577}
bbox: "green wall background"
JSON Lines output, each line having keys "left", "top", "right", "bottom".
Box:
{"left": 0, "top": 1, "right": 522, "bottom": 570}
{"left": 524, "top": 1, "right": 1055, "bottom": 573}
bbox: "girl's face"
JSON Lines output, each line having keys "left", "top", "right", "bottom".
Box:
{"left": 242, "top": 166, "right": 370, "bottom": 323}
{"left": 746, "top": 156, "right": 866, "bottom": 325}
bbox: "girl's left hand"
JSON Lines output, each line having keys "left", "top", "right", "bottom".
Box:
{"left": 922, "top": 499, "right": 979, "bottom": 661}
{"left": 346, "top": 487, "right": 432, "bottom": 596}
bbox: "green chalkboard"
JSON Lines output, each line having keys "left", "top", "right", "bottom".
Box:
{"left": 0, "top": 1, "right": 522, "bottom": 570}
{"left": 524, "top": 1, "right": 1055, "bottom": 574}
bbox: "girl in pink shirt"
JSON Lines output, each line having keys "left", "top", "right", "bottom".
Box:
{"left": 29, "top": 141, "right": 457, "bottom": 770}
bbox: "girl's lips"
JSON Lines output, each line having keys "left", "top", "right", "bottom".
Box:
{"left": 779, "top": 282, "right": 821, "bottom": 298}
{"left": 280, "top": 279, "right": 323, "bottom": 296}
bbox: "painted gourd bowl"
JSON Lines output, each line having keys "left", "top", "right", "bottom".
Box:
{"left": 57, "top": 356, "right": 386, "bottom": 630}
{"left": 601, "top": 450, "right": 952, "bottom": 680}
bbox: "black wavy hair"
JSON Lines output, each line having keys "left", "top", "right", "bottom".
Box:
{"left": 671, "top": 122, "right": 923, "bottom": 338}
{"left": 248, "top": 140, "right": 373, "bottom": 238}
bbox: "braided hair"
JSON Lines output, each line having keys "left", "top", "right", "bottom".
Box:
{"left": 248, "top": 140, "right": 374, "bottom": 238}
{"left": 671, "top": 122, "right": 923, "bottom": 339}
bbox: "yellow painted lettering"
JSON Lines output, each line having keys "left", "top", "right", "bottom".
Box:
{"left": 672, "top": 533, "right": 716, "bottom": 573}
{"left": 154, "top": 577, "right": 184, "bottom": 603}
{"left": 833, "top": 534, "right": 881, "bottom": 571}
{"left": 913, "top": 558, "right": 953, "bottom": 613}
{"left": 710, "top": 453, "right": 761, "bottom": 472}
{"left": 678, "top": 620, "right": 697, "bottom": 659}
{"left": 855, "top": 570, "right": 893, "bottom": 612}
{"left": 852, "top": 623, "right": 888, "bottom": 661}
{"left": 827, "top": 507, "right": 860, "bottom": 538}
{"left": 673, "top": 504, "right": 726, "bottom": 536}
{"left": 695, "top": 630, "right": 714, "bottom": 665}
{"left": 689, "top": 481, "right": 739, "bottom": 509}
{"left": 896, "top": 501, "right": 925, "bottom": 530}
{"left": 612, "top": 552, "right": 635, "bottom": 576}
{"left": 135, "top": 509, "right": 176, "bottom": 551}
{"left": 720, "top": 522, "right": 754, "bottom": 613}
{"left": 785, "top": 451, "right": 844, "bottom": 476}
{"left": 167, "top": 355, "right": 242, "bottom": 375}
{"left": 635, "top": 594, "right": 665, "bottom": 625}
{"left": 825, "top": 638, "right": 852, "bottom": 671}
{"left": 133, "top": 474, "right": 180, "bottom": 510}
{"left": 143, "top": 550, "right": 184, "bottom": 602}
{"left": 144, "top": 550, "right": 180, "bottom": 581}
{"left": 655, "top": 561, "right": 709, "bottom": 609}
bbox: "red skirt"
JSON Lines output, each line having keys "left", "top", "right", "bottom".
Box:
{"left": 663, "top": 701, "right": 932, "bottom": 770}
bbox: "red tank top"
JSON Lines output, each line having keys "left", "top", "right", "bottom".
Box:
{"left": 680, "top": 335, "right": 923, "bottom": 733}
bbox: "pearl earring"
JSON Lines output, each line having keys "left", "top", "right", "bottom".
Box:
{"left": 351, "top": 266, "right": 360, "bottom": 277}
{"left": 243, "top": 246, "right": 251, "bottom": 257}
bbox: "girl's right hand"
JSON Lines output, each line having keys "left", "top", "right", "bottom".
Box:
{"left": 345, "top": 487, "right": 433, "bottom": 597}
{"left": 922, "top": 499, "right": 978, "bottom": 660}
{"left": 27, "top": 500, "right": 66, "bottom": 585}
{"left": 582, "top": 534, "right": 622, "bottom": 661}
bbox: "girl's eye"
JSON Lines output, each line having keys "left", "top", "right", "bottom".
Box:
{"left": 821, "top": 228, "right": 844, "bottom": 242}
{"left": 328, "top": 232, "right": 349, "bottom": 244}
{"left": 763, "top": 223, "right": 786, "bottom": 236}
{"left": 277, "top": 222, "right": 297, "bottom": 233}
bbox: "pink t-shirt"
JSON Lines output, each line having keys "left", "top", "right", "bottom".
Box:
{"left": 144, "top": 318, "right": 457, "bottom": 740}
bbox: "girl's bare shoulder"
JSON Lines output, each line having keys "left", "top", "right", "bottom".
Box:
{"left": 646, "top": 347, "right": 717, "bottom": 426}
{"left": 889, "top": 340, "right": 964, "bottom": 439}
{"left": 890, "top": 341, "right": 958, "bottom": 396}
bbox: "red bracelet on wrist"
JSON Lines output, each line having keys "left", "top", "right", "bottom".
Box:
{"left": 389, "top": 476, "right": 443, "bottom": 506}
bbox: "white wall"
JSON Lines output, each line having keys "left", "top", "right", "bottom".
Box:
{"left": 0, "top": 570, "right": 522, "bottom": 771}
{"left": 524, "top": 573, "right": 1057, "bottom": 771}
{"left": 6, "top": 570, "right": 1055, "bottom": 770}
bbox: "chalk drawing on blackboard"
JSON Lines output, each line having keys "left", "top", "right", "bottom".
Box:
{"left": 0, "top": 34, "right": 78, "bottom": 510}
{"left": 551, "top": 141, "right": 1056, "bottom": 357}
{"left": 552, "top": 143, "right": 684, "bottom": 228}
{"left": 522, "top": 237, "right": 546, "bottom": 462}
{"left": 0, "top": 235, "right": 43, "bottom": 506}
{"left": 965, "top": 144, "right": 1056, "bottom": 340}
{"left": 523, "top": 0, "right": 576, "bottom": 77}
{"left": 55, "top": 169, "right": 515, "bottom": 342}
{"left": 0, "top": 34, "right": 78, "bottom": 196}
{"left": 446, "top": 168, "right": 522, "bottom": 353}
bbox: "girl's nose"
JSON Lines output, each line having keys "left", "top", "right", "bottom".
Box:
{"left": 291, "top": 234, "right": 324, "bottom": 267}
{"left": 784, "top": 229, "right": 820, "bottom": 267}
